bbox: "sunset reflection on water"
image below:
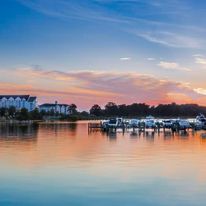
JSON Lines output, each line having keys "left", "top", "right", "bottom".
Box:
{"left": 0, "top": 122, "right": 206, "bottom": 206}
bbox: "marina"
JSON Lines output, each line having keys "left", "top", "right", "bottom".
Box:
{"left": 88, "top": 114, "right": 206, "bottom": 133}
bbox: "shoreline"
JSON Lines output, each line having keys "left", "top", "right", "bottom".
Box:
{"left": 0, "top": 120, "right": 43, "bottom": 125}
{"left": 0, "top": 116, "right": 198, "bottom": 125}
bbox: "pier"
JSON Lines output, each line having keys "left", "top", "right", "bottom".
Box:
{"left": 88, "top": 119, "right": 203, "bottom": 134}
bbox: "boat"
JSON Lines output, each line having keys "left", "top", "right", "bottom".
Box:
{"left": 155, "top": 119, "right": 164, "bottom": 128}
{"left": 146, "top": 115, "right": 155, "bottom": 120}
{"left": 188, "top": 118, "right": 203, "bottom": 130}
{"left": 162, "top": 119, "right": 174, "bottom": 129}
{"left": 129, "top": 119, "right": 140, "bottom": 128}
{"left": 145, "top": 116, "right": 156, "bottom": 129}
{"left": 196, "top": 114, "right": 206, "bottom": 123}
{"left": 107, "top": 118, "right": 123, "bottom": 128}
{"left": 196, "top": 114, "right": 206, "bottom": 129}
{"left": 100, "top": 120, "right": 109, "bottom": 130}
{"left": 171, "top": 119, "right": 191, "bottom": 131}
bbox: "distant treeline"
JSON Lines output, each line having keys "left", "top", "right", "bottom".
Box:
{"left": 0, "top": 105, "right": 81, "bottom": 121}
{"left": 1, "top": 102, "right": 206, "bottom": 121}
{"left": 89, "top": 102, "right": 206, "bottom": 118}
{"left": 0, "top": 107, "right": 43, "bottom": 121}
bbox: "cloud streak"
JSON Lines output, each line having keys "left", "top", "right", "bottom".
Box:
{"left": 195, "top": 57, "right": 206, "bottom": 65}
{"left": 120, "top": 57, "right": 131, "bottom": 61}
{"left": 158, "top": 61, "right": 191, "bottom": 71}
{"left": 194, "top": 88, "right": 206, "bottom": 95}
{"left": 133, "top": 31, "right": 201, "bottom": 48}
{"left": 18, "top": 0, "right": 206, "bottom": 48}
{"left": 147, "top": 58, "right": 155, "bottom": 61}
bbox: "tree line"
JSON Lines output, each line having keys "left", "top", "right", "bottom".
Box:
{"left": 1, "top": 102, "right": 206, "bottom": 121}
{"left": 89, "top": 102, "right": 206, "bottom": 118}
{"left": 0, "top": 107, "right": 46, "bottom": 121}
{"left": 0, "top": 104, "right": 79, "bottom": 121}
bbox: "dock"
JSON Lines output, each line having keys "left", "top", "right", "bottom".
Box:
{"left": 88, "top": 120, "right": 201, "bottom": 134}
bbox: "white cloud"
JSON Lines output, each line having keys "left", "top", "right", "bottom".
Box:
{"left": 195, "top": 57, "right": 206, "bottom": 65}
{"left": 147, "top": 57, "right": 155, "bottom": 61}
{"left": 120, "top": 57, "right": 131, "bottom": 61}
{"left": 193, "top": 54, "right": 203, "bottom": 57}
{"left": 158, "top": 61, "right": 191, "bottom": 71}
{"left": 194, "top": 88, "right": 206, "bottom": 95}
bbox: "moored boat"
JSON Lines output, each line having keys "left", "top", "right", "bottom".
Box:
{"left": 171, "top": 119, "right": 191, "bottom": 131}
{"left": 145, "top": 116, "right": 156, "bottom": 129}
{"left": 129, "top": 119, "right": 140, "bottom": 128}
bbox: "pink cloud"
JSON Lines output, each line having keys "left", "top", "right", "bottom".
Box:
{"left": 0, "top": 67, "right": 206, "bottom": 110}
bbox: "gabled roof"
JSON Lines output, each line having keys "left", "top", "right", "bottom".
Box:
{"left": 40, "top": 103, "right": 70, "bottom": 107}
{"left": 0, "top": 95, "right": 30, "bottom": 100}
{"left": 40, "top": 103, "right": 56, "bottom": 107}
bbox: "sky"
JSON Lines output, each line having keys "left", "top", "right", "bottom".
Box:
{"left": 1, "top": 0, "right": 206, "bottom": 110}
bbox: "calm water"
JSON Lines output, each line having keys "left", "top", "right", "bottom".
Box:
{"left": 0, "top": 122, "right": 206, "bottom": 206}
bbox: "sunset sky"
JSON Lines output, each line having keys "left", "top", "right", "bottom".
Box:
{"left": 1, "top": 0, "right": 206, "bottom": 110}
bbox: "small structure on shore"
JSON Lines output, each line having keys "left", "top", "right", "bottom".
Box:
{"left": 39, "top": 101, "right": 71, "bottom": 115}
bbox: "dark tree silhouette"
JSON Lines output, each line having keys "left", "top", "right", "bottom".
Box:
{"left": 30, "top": 108, "right": 42, "bottom": 120}
{"left": 105, "top": 102, "right": 118, "bottom": 116}
{"left": 90, "top": 104, "right": 102, "bottom": 116}
{"left": 70, "top": 104, "right": 77, "bottom": 114}
{"left": 0, "top": 108, "right": 7, "bottom": 117}
{"left": 8, "top": 106, "right": 16, "bottom": 117}
{"left": 16, "top": 108, "right": 30, "bottom": 120}
{"left": 88, "top": 102, "right": 206, "bottom": 118}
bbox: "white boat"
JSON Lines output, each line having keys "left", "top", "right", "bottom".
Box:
{"left": 129, "top": 119, "right": 140, "bottom": 127}
{"left": 108, "top": 118, "right": 123, "bottom": 128}
{"left": 193, "top": 120, "right": 203, "bottom": 130}
{"left": 196, "top": 114, "right": 206, "bottom": 123}
{"left": 145, "top": 116, "right": 156, "bottom": 128}
{"left": 155, "top": 119, "right": 164, "bottom": 128}
{"left": 100, "top": 120, "right": 109, "bottom": 129}
{"left": 172, "top": 119, "right": 191, "bottom": 130}
{"left": 162, "top": 119, "right": 174, "bottom": 128}
{"left": 146, "top": 115, "right": 154, "bottom": 120}
{"left": 179, "top": 119, "right": 191, "bottom": 129}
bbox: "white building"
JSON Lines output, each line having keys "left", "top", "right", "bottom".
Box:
{"left": 39, "top": 102, "right": 70, "bottom": 115}
{"left": 0, "top": 95, "right": 37, "bottom": 112}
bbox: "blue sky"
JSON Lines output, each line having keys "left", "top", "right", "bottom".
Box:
{"left": 1, "top": 0, "right": 206, "bottom": 108}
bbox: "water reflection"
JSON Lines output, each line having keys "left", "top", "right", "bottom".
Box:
{"left": 39, "top": 122, "right": 77, "bottom": 136}
{"left": 107, "top": 131, "right": 117, "bottom": 141}
{"left": 162, "top": 131, "right": 174, "bottom": 140}
{"left": 0, "top": 122, "right": 206, "bottom": 206}
{"left": 0, "top": 124, "right": 38, "bottom": 141}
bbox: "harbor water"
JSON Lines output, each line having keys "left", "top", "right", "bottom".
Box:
{"left": 0, "top": 121, "right": 206, "bottom": 205}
